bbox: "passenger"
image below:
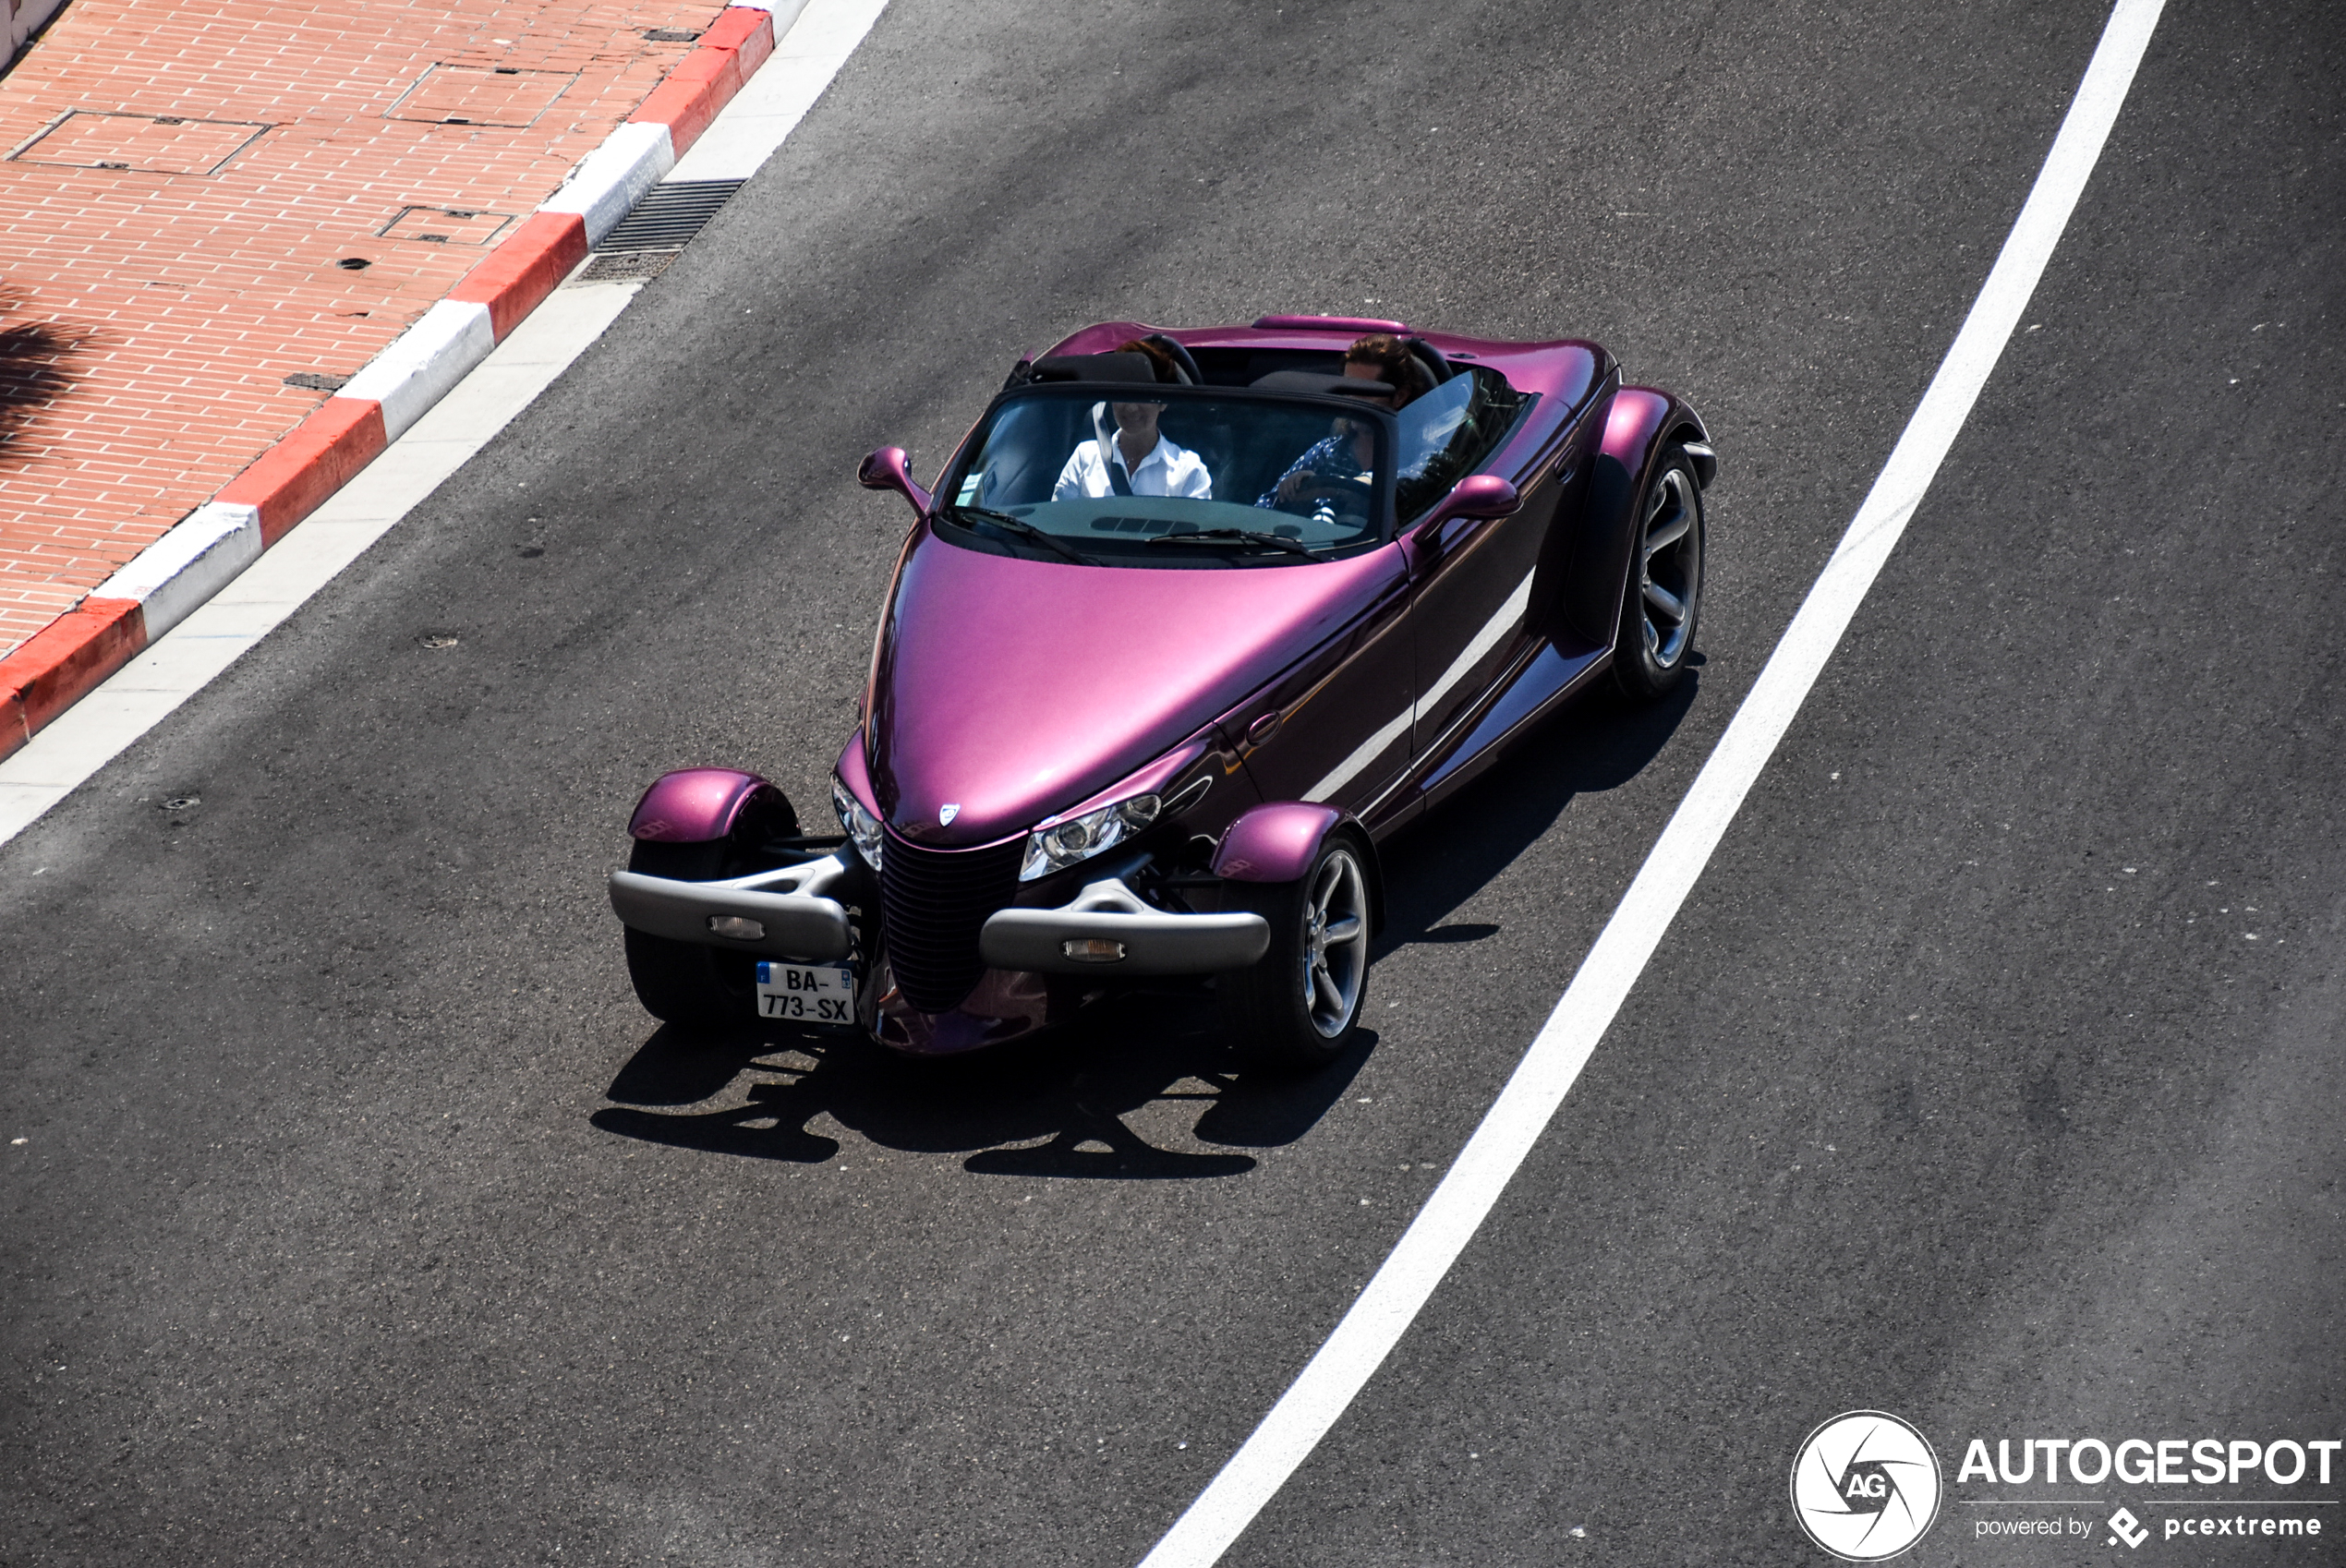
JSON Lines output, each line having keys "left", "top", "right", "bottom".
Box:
{"left": 1052, "top": 339, "right": 1213, "bottom": 501}
{"left": 1258, "top": 333, "right": 1432, "bottom": 511}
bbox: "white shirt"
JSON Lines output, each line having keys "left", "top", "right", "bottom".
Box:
{"left": 1052, "top": 433, "right": 1213, "bottom": 501}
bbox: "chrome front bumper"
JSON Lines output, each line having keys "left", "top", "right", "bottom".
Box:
{"left": 979, "top": 876, "right": 1267, "bottom": 976}
{"left": 607, "top": 852, "right": 854, "bottom": 961}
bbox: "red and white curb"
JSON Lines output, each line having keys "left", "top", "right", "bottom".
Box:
{"left": 0, "top": 0, "right": 816, "bottom": 762}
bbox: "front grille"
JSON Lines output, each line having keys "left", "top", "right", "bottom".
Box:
{"left": 880, "top": 835, "right": 1024, "bottom": 1013}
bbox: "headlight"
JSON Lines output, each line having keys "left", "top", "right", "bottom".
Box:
{"left": 1020, "top": 793, "right": 1159, "bottom": 882}
{"left": 832, "top": 776, "right": 885, "bottom": 872}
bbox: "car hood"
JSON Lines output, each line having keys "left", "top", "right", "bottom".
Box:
{"left": 866, "top": 529, "right": 1404, "bottom": 846}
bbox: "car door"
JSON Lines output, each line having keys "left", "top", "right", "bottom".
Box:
{"left": 1406, "top": 380, "right": 1595, "bottom": 754}
{"left": 1223, "top": 546, "right": 1417, "bottom": 816}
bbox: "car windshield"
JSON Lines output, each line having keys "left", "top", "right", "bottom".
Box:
{"left": 935, "top": 387, "right": 1394, "bottom": 566}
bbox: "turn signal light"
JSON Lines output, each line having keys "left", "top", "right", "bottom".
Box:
{"left": 1061, "top": 937, "right": 1127, "bottom": 963}
{"left": 708, "top": 914, "right": 766, "bottom": 940}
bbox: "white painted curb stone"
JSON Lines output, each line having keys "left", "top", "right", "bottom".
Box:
{"left": 91, "top": 501, "right": 263, "bottom": 639}
{"left": 542, "top": 120, "right": 678, "bottom": 245}
{"left": 338, "top": 299, "right": 498, "bottom": 441}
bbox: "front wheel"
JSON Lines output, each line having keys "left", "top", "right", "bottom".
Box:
{"left": 621, "top": 789, "right": 798, "bottom": 1028}
{"left": 1612, "top": 447, "right": 1705, "bottom": 701}
{"left": 1217, "top": 833, "right": 1373, "bottom": 1069}
{"left": 623, "top": 839, "right": 755, "bottom": 1028}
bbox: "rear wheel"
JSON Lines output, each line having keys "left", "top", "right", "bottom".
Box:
{"left": 1613, "top": 447, "right": 1705, "bottom": 701}
{"left": 1217, "top": 833, "right": 1373, "bottom": 1070}
{"left": 622, "top": 791, "right": 798, "bottom": 1029}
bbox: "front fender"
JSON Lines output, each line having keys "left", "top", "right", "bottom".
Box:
{"left": 1211, "top": 802, "right": 1383, "bottom": 934}
{"left": 1561, "top": 388, "right": 1713, "bottom": 645}
{"left": 627, "top": 767, "right": 792, "bottom": 844}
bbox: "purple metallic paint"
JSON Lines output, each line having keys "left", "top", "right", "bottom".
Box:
{"left": 1602, "top": 388, "right": 1676, "bottom": 476}
{"left": 1039, "top": 320, "right": 1156, "bottom": 358}
{"left": 1039, "top": 730, "right": 1213, "bottom": 827}
{"left": 1419, "top": 473, "right": 1522, "bottom": 529}
{"left": 1419, "top": 642, "right": 1609, "bottom": 805}
{"left": 624, "top": 320, "right": 1709, "bottom": 1058}
{"left": 858, "top": 445, "right": 931, "bottom": 517}
{"left": 1212, "top": 801, "right": 1345, "bottom": 883}
{"left": 1602, "top": 386, "right": 1712, "bottom": 491}
{"left": 1250, "top": 313, "right": 1411, "bottom": 334}
{"left": 834, "top": 728, "right": 877, "bottom": 816}
{"left": 627, "top": 767, "right": 780, "bottom": 843}
{"left": 865, "top": 527, "right": 1408, "bottom": 848}
{"left": 1566, "top": 384, "right": 1711, "bottom": 649}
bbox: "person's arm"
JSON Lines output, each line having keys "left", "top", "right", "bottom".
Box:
{"left": 1258, "top": 437, "right": 1336, "bottom": 509}
{"left": 1175, "top": 451, "right": 1214, "bottom": 500}
{"left": 1052, "top": 444, "right": 1094, "bottom": 501}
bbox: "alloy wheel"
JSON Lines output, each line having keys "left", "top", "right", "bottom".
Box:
{"left": 1301, "top": 849, "right": 1369, "bottom": 1037}
{"left": 1639, "top": 465, "right": 1701, "bottom": 668}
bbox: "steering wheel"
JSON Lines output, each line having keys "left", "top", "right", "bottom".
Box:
{"left": 1142, "top": 332, "right": 1205, "bottom": 386}
{"left": 1294, "top": 483, "right": 1371, "bottom": 530}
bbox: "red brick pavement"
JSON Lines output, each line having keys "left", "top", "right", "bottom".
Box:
{"left": 0, "top": 0, "right": 728, "bottom": 654}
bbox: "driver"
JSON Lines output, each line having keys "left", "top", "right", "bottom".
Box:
{"left": 1257, "top": 333, "right": 1431, "bottom": 512}
{"left": 1052, "top": 340, "right": 1213, "bottom": 500}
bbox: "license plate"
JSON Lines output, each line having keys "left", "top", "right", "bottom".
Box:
{"left": 755, "top": 960, "right": 856, "bottom": 1025}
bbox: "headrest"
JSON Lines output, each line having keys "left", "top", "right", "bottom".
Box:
{"left": 1028, "top": 353, "right": 1162, "bottom": 384}
{"left": 1252, "top": 369, "right": 1396, "bottom": 400}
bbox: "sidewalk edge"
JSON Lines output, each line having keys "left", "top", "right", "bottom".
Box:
{"left": 0, "top": 1, "right": 786, "bottom": 761}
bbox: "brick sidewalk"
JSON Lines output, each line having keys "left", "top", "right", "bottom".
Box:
{"left": 0, "top": 0, "right": 728, "bottom": 654}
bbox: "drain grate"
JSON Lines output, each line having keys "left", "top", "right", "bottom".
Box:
{"left": 575, "top": 250, "right": 678, "bottom": 283}
{"left": 594, "top": 179, "right": 743, "bottom": 252}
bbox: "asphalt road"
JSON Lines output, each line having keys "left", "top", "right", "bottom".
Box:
{"left": 4, "top": 0, "right": 2340, "bottom": 1564}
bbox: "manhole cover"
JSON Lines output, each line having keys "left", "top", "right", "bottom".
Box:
{"left": 644, "top": 27, "right": 702, "bottom": 41}
{"left": 379, "top": 205, "right": 513, "bottom": 246}
{"left": 283, "top": 371, "right": 349, "bottom": 392}
{"left": 8, "top": 112, "right": 269, "bottom": 175}
{"left": 387, "top": 65, "right": 576, "bottom": 127}
{"left": 575, "top": 250, "right": 678, "bottom": 283}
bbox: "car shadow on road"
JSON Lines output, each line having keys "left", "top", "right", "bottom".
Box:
{"left": 591, "top": 665, "right": 1698, "bottom": 1177}
{"left": 1373, "top": 666, "right": 1700, "bottom": 954}
{"left": 590, "top": 992, "right": 1374, "bottom": 1179}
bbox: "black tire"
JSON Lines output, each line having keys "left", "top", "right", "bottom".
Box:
{"left": 1216, "top": 831, "right": 1373, "bottom": 1070}
{"left": 1612, "top": 446, "right": 1705, "bottom": 702}
{"left": 621, "top": 790, "right": 797, "bottom": 1029}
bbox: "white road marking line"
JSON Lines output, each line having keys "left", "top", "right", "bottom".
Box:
{"left": 1135, "top": 3, "right": 2167, "bottom": 1562}
{"left": 0, "top": 0, "right": 893, "bottom": 851}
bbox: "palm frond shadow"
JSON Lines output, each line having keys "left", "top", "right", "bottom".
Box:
{"left": 0, "top": 308, "right": 88, "bottom": 462}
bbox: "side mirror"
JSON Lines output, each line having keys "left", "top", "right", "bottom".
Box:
{"left": 858, "top": 446, "right": 932, "bottom": 517}
{"left": 1416, "top": 474, "right": 1521, "bottom": 531}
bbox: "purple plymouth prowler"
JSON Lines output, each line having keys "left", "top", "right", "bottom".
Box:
{"left": 608, "top": 315, "right": 1714, "bottom": 1065}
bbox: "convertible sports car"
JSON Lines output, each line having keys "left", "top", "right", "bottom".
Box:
{"left": 607, "top": 314, "right": 1713, "bottom": 1066}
